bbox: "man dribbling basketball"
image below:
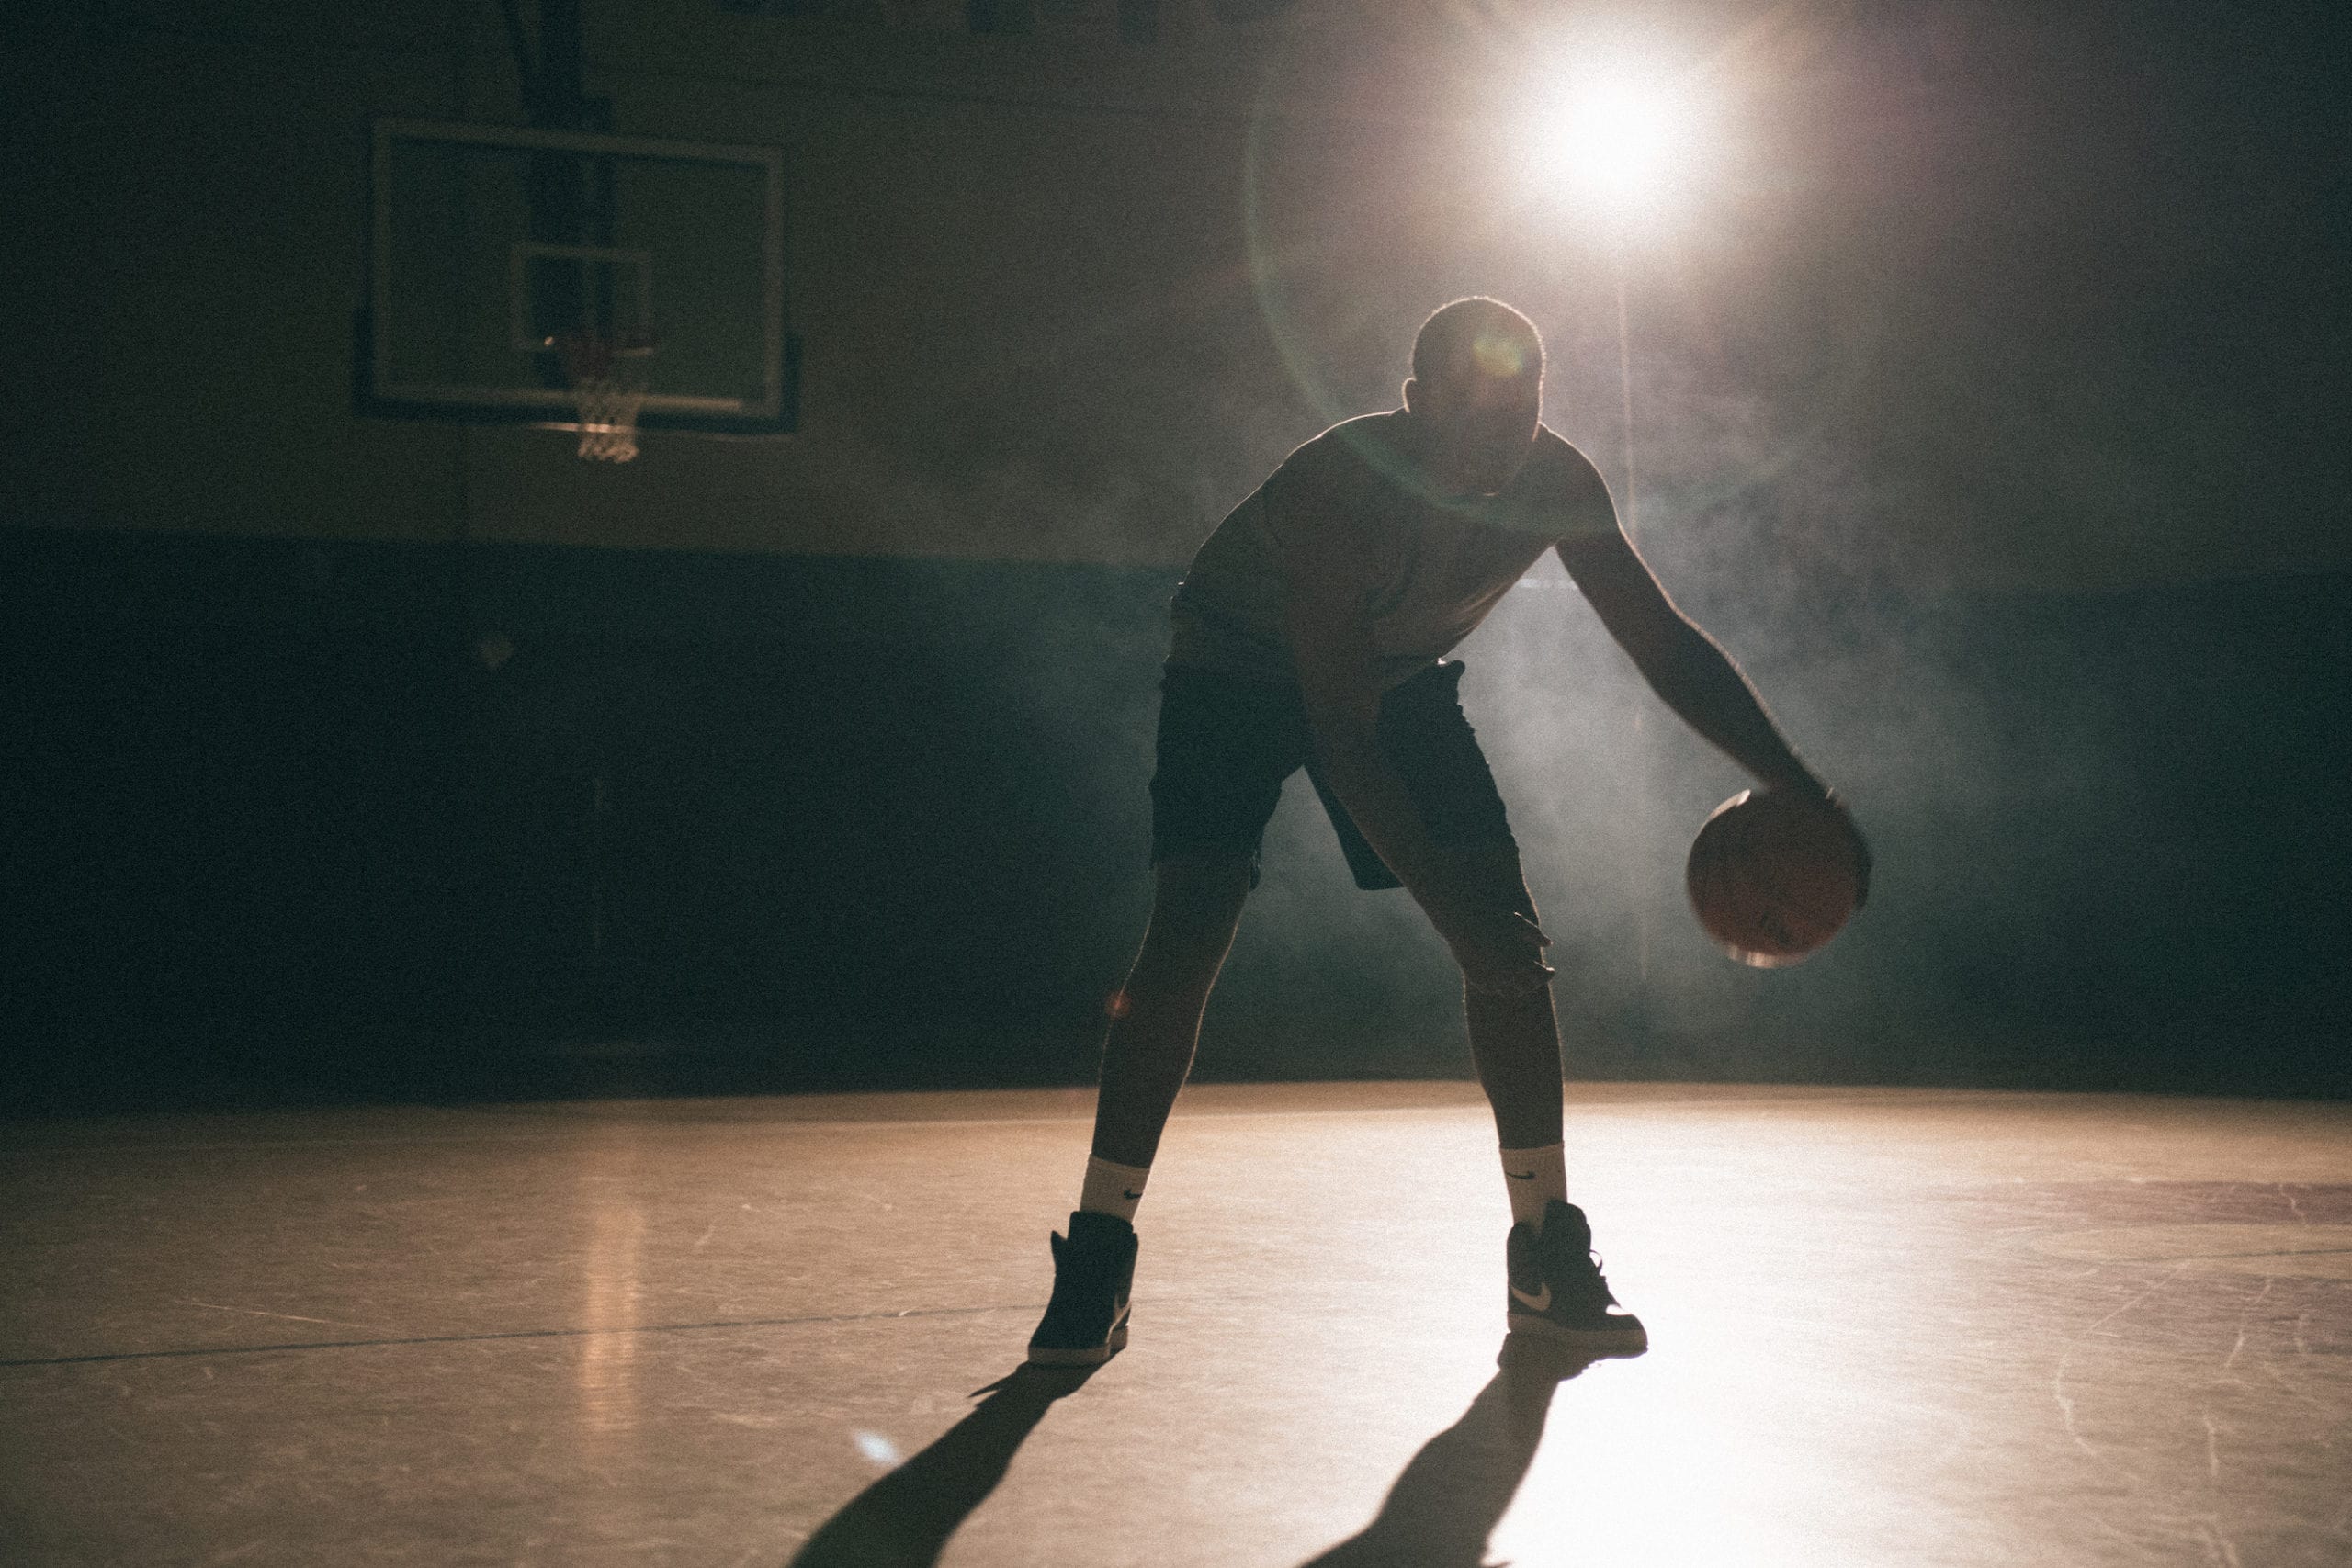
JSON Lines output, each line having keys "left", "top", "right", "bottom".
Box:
{"left": 1026, "top": 297, "right": 1865, "bottom": 1365}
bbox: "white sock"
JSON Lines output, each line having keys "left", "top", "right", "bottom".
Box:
{"left": 1499, "top": 1143, "right": 1567, "bottom": 1228}
{"left": 1078, "top": 1155, "right": 1151, "bottom": 1224}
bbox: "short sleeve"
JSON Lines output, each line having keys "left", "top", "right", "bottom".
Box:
{"left": 1528, "top": 430, "right": 1621, "bottom": 542}
{"left": 1258, "top": 429, "right": 1393, "bottom": 616}
{"left": 1259, "top": 436, "right": 1360, "bottom": 554}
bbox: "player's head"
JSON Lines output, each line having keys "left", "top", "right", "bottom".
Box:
{"left": 1403, "top": 298, "right": 1544, "bottom": 497}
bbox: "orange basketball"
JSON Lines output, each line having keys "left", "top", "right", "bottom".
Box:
{"left": 1685, "top": 790, "right": 1868, "bottom": 967}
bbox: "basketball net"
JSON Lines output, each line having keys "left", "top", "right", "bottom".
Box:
{"left": 551, "top": 330, "right": 654, "bottom": 462}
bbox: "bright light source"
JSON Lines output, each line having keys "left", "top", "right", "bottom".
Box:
{"left": 1526, "top": 68, "right": 1701, "bottom": 213}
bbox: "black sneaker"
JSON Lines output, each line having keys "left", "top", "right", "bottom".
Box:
{"left": 1505, "top": 1200, "right": 1647, "bottom": 1356}
{"left": 1024, "top": 1210, "right": 1136, "bottom": 1366}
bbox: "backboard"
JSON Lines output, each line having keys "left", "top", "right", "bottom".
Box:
{"left": 363, "top": 119, "right": 795, "bottom": 437}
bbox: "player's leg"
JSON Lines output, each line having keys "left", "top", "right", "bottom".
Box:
{"left": 1026, "top": 859, "right": 1251, "bottom": 1367}
{"left": 1450, "top": 848, "right": 1566, "bottom": 1151}
{"left": 1091, "top": 853, "right": 1253, "bottom": 1169}
{"left": 1027, "top": 667, "right": 1295, "bottom": 1367}
{"left": 1452, "top": 850, "right": 1645, "bottom": 1357}
{"left": 1308, "top": 668, "right": 1564, "bottom": 1151}
{"left": 1343, "top": 663, "right": 1645, "bottom": 1355}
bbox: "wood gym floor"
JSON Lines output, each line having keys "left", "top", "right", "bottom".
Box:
{"left": 5, "top": 1081, "right": 2348, "bottom": 1566}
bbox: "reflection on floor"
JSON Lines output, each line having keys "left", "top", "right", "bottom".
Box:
{"left": 5, "top": 1081, "right": 2348, "bottom": 1566}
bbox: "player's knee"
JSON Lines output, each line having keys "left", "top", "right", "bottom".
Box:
{"left": 1136, "top": 856, "right": 1249, "bottom": 965}
{"left": 1151, "top": 855, "right": 1250, "bottom": 920}
{"left": 1450, "top": 846, "right": 1538, "bottom": 921}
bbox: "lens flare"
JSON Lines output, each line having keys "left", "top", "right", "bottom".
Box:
{"left": 1472, "top": 332, "right": 1531, "bottom": 379}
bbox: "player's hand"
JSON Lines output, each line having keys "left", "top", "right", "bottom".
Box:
{"left": 1424, "top": 895, "right": 1555, "bottom": 997}
{"left": 1825, "top": 791, "right": 1872, "bottom": 909}
{"left": 1762, "top": 778, "right": 1872, "bottom": 910}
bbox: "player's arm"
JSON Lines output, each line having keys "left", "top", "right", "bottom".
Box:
{"left": 1554, "top": 527, "right": 1826, "bottom": 799}
{"left": 1281, "top": 553, "right": 1452, "bottom": 897}
{"left": 1276, "top": 490, "right": 1552, "bottom": 994}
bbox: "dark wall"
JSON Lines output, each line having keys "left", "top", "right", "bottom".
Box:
{"left": 6, "top": 526, "right": 2345, "bottom": 1111}
{"left": 2, "top": 529, "right": 1163, "bottom": 1108}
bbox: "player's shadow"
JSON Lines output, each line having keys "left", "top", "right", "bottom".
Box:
{"left": 786, "top": 1362, "right": 1096, "bottom": 1568}
{"left": 1294, "top": 1335, "right": 1608, "bottom": 1568}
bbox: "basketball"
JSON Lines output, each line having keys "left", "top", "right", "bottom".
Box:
{"left": 1685, "top": 790, "right": 1868, "bottom": 967}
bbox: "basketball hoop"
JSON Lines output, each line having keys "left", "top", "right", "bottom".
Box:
{"left": 548, "top": 329, "right": 655, "bottom": 462}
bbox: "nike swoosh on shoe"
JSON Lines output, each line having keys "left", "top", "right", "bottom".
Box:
{"left": 1510, "top": 1282, "right": 1552, "bottom": 1312}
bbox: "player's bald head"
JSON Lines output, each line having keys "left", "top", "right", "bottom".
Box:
{"left": 1404, "top": 298, "right": 1544, "bottom": 496}
{"left": 1410, "top": 297, "right": 1544, "bottom": 391}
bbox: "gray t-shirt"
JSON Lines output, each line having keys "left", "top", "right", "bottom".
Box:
{"left": 1168, "top": 412, "right": 1619, "bottom": 687}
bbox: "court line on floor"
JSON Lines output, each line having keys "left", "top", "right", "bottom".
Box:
{"left": 0, "top": 1303, "right": 1046, "bottom": 1371}
{"left": 0, "top": 1089, "right": 2098, "bottom": 1154}
{"left": 0, "top": 1110, "right": 1462, "bottom": 1154}
{"left": 0, "top": 1103, "right": 1498, "bottom": 1154}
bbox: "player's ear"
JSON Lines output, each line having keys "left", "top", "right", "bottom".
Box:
{"left": 1401, "top": 377, "right": 1420, "bottom": 413}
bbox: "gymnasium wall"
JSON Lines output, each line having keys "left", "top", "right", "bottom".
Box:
{"left": 6, "top": 523, "right": 2346, "bottom": 1111}
{"left": 5, "top": 1, "right": 2346, "bottom": 1109}
{"left": 7, "top": 0, "right": 2345, "bottom": 582}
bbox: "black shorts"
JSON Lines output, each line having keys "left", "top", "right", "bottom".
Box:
{"left": 1148, "top": 660, "right": 1519, "bottom": 890}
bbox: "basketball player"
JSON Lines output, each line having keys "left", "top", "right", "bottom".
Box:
{"left": 1027, "top": 298, "right": 1862, "bottom": 1364}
